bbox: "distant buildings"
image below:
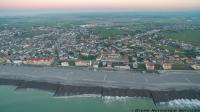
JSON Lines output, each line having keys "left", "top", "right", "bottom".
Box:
{"left": 181, "top": 43, "right": 193, "bottom": 50}
{"left": 0, "top": 21, "right": 199, "bottom": 71}
{"left": 195, "top": 47, "right": 200, "bottom": 53}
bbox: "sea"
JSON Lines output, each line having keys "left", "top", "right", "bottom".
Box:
{"left": 0, "top": 85, "right": 200, "bottom": 112}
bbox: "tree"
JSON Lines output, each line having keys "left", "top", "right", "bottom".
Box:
{"left": 155, "top": 64, "right": 163, "bottom": 70}
{"left": 138, "top": 64, "right": 146, "bottom": 70}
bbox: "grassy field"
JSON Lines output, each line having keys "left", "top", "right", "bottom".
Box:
{"left": 93, "top": 27, "right": 128, "bottom": 38}
{"left": 165, "top": 30, "right": 200, "bottom": 45}
{"left": 158, "top": 45, "right": 178, "bottom": 52}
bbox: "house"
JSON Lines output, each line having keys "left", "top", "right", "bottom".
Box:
{"left": 195, "top": 47, "right": 200, "bottom": 53}
{"left": 107, "top": 62, "right": 112, "bottom": 68}
{"left": 61, "top": 62, "right": 69, "bottom": 67}
{"left": 191, "top": 64, "right": 200, "bottom": 70}
{"left": 100, "top": 53, "right": 129, "bottom": 65}
{"left": 13, "top": 60, "right": 23, "bottom": 64}
{"left": 102, "top": 61, "right": 107, "bottom": 67}
{"left": 114, "top": 65, "right": 130, "bottom": 70}
{"left": 137, "top": 52, "right": 145, "bottom": 58}
{"left": 196, "top": 56, "right": 200, "bottom": 61}
{"left": 107, "top": 53, "right": 121, "bottom": 59}
{"left": 93, "top": 61, "right": 99, "bottom": 68}
{"left": 75, "top": 60, "right": 91, "bottom": 67}
{"left": 132, "top": 62, "right": 138, "bottom": 69}
{"left": 162, "top": 63, "right": 172, "bottom": 70}
{"left": 24, "top": 57, "right": 54, "bottom": 65}
{"left": 181, "top": 43, "right": 193, "bottom": 50}
{"left": 146, "top": 63, "right": 155, "bottom": 70}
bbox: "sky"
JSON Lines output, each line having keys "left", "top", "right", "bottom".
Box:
{"left": 1, "top": 0, "right": 200, "bottom": 10}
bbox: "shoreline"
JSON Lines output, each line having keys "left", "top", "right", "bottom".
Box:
{"left": 0, "top": 64, "right": 200, "bottom": 103}
{"left": 0, "top": 78, "right": 200, "bottom": 104}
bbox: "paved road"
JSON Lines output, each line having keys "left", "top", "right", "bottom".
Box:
{"left": 0, "top": 64, "right": 200, "bottom": 90}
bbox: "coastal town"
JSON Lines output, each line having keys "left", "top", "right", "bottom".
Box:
{"left": 0, "top": 17, "right": 200, "bottom": 71}
{"left": 1, "top": 0, "right": 200, "bottom": 111}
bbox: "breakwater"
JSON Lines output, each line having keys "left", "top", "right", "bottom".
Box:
{"left": 0, "top": 78, "right": 200, "bottom": 104}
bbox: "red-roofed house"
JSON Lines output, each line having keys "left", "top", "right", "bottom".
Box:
{"left": 24, "top": 57, "right": 54, "bottom": 65}
{"left": 146, "top": 63, "right": 155, "bottom": 70}
{"left": 162, "top": 63, "right": 172, "bottom": 70}
{"left": 75, "top": 60, "right": 92, "bottom": 67}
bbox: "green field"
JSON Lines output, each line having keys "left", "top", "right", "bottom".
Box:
{"left": 157, "top": 45, "right": 178, "bottom": 52}
{"left": 93, "top": 27, "right": 128, "bottom": 38}
{"left": 165, "top": 30, "right": 200, "bottom": 45}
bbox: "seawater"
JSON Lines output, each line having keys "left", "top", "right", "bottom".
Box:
{"left": 0, "top": 85, "right": 199, "bottom": 112}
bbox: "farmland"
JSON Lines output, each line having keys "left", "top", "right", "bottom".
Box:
{"left": 165, "top": 30, "right": 200, "bottom": 45}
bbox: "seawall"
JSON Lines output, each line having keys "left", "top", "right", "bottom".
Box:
{"left": 1, "top": 78, "right": 200, "bottom": 104}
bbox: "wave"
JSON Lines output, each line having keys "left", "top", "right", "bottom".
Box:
{"left": 55, "top": 95, "right": 133, "bottom": 103}
{"left": 102, "top": 96, "right": 130, "bottom": 103}
{"left": 54, "top": 94, "right": 101, "bottom": 99}
{"left": 159, "top": 99, "right": 200, "bottom": 108}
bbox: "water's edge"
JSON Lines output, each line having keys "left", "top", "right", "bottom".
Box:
{"left": 0, "top": 78, "right": 200, "bottom": 104}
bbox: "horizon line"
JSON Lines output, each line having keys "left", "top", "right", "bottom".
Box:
{"left": 1, "top": 8, "right": 200, "bottom": 17}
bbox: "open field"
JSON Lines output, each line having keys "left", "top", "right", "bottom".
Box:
{"left": 165, "top": 30, "right": 200, "bottom": 45}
